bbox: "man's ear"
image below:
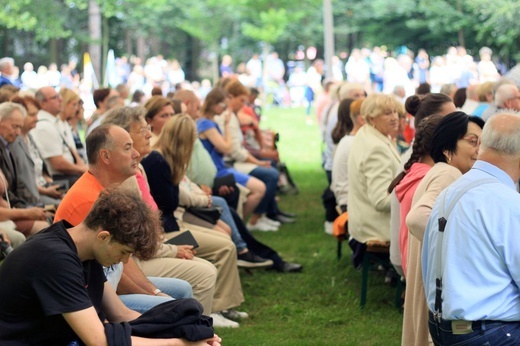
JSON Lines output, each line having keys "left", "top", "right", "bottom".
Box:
{"left": 97, "top": 230, "right": 111, "bottom": 242}
{"left": 99, "top": 148, "right": 110, "bottom": 163}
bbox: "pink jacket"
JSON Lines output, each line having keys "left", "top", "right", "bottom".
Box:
{"left": 395, "top": 163, "right": 430, "bottom": 276}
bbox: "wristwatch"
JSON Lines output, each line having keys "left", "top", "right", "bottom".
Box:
{"left": 153, "top": 288, "right": 161, "bottom": 295}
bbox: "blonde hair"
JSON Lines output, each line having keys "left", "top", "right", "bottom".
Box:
{"left": 59, "top": 87, "right": 79, "bottom": 106}
{"left": 477, "top": 82, "right": 495, "bottom": 102}
{"left": 153, "top": 114, "right": 196, "bottom": 184}
{"left": 360, "top": 93, "right": 398, "bottom": 122}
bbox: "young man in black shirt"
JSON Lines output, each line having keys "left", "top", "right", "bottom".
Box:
{"left": 0, "top": 189, "right": 221, "bottom": 346}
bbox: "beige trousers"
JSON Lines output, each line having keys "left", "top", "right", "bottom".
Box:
{"left": 177, "top": 221, "right": 244, "bottom": 312}
{"left": 135, "top": 221, "right": 244, "bottom": 314}
{"left": 402, "top": 235, "right": 433, "bottom": 346}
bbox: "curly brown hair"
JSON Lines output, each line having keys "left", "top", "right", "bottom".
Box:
{"left": 84, "top": 188, "right": 162, "bottom": 260}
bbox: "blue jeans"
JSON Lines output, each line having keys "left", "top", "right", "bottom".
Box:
{"left": 428, "top": 311, "right": 520, "bottom": 345}
{"left": 211, "top": 195, "right": 248, "bottom": 252}
{"left": 119, "top": 277, "right": 193, "bottom": 313}
{"left": 250, "top": 166, "right": 279, "bottom": 215}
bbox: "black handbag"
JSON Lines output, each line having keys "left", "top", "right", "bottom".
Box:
{"left": 186, "top": 206, "right": 222, "bottom": 225}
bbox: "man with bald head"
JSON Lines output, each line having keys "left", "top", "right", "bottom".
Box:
{"left": 460, "top": 84, "right": 480, "bottom": 115}
{"left": 32, "top": 86, "right": 87, "bottom": 185}
{"left": 174, "top": 89, "right": 201, "bottom": 118}
{"left": 423, "top": 113, "right": 520, "bottom": 345}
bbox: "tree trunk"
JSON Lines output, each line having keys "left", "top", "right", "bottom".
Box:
{"left": 102, "top": 15, "right": 109, "bottom": 86}
{"left": 49, "top": 39, "right": 58, "bottom": 65}
{"left": 211, "top": 41, "right": 220, "bottom": 85}
{"left": 189, "top": 36, "right": 201, "bottom": 82}
{"left": 88, "top": 0, "right": 102, "bottom": 83}
{"left": 457, "top": 0, "right": 465, "bottom": 47}
{"left": 125, "top": 30, "right": 133, "bottom": 58}
{"left": 136, "top": 35, "right": 146, "bottom": 63}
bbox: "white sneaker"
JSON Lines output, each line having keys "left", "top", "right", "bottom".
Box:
{"left": 261, "top": 215, "right": 281, "bottom": 227}
{"left": 324, "top": 221, "right": 333, "bottom": 235}
{"left": 221, "top": 309, "right": 249, "bottom": 320}
{"left": 210, "top": 312, "right": 240, "bottom": 328}
{"left": 247, "top": 217, "right": 278, "bottom": 231}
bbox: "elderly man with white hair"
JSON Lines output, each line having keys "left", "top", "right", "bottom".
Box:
{"left": 0, "top": 57, "right": 20, "bottom": 88}
{"left": 493, "top": 83, "right": 520, "bottom": 112}
{"left": 423, "top": 113, "right": 520, "bottom": 345}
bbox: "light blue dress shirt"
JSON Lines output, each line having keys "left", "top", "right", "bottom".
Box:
{"left": 422, "top": 160, "right": 520, "bottom": 321}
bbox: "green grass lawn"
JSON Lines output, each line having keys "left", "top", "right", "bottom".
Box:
{"left": 216, "top": 107, "right": 403, "bottom": 345}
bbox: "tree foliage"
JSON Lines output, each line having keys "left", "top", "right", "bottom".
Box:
{"left": 0, "top": 0, "right": 519, "bottom": 77}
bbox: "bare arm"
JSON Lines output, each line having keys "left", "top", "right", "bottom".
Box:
{"left": 102, "top": 281, "right": 141, "bottom": 322}
{"left": 47, "top": 155, "right": 87, "bottom": 175}
{"left": 0, "top": 207, "right": 47, "bottom": 221}
{"left": 62, "top": 307, "right": 108, "bottom": 346}
{"left": 38, "top": 184, "right": 63, "bottom": 199}
{"left": 203, "top": 126, "right": 232, "bottom": 155}
{"left": 202, "top": 113, "right": 232, "bottom": 155}
{"left": 116, "top": 257, "right": 166, "bottom": 296}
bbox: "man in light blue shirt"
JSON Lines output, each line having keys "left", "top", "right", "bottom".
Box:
{"left": 422, "top": 113, "right": 520, "bottom": 345}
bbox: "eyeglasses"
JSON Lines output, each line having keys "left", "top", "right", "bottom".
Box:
{"left": 139, "top": 124, "right": 152, "bottom": 136}
{"left": 46, "top": 95, "right": 60, "bottom": 101}
{"left": 462, "top": 134, "right": 480, "bottom": 148}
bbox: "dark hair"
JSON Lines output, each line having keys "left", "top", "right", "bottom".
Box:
{"left": 151, "top": 86, "right": 163, "bottom": 96}
{"left": 331, "top": 98, "right": 354, "bottom": 144}
{"left": 143, "top": 96, "right": 173, "bottom": 121}
{"left": 388, "top": 114, "right": 443, "bottom": 193}
{"left": 93, "top": 88, "right": 111, "bottom": 108}
{"left": 405, "top": 93, "right": 453, "bottom": 128}
{"left": 84, "top": 188, "right": 161, "bottom": 261}
{"left": 430, "top": 112, "right": 485, "bottom": 163}
{"left": 131, "top": 90, "right": 145, "bottom": 103}
{"left": 416, "top": 83, "right": 431, "bottom": 95}
{"left": 453, "top": 88, "right": 467, "bottom": 108}
{"left": 200, "top": 87, "right": 227, "bottom": 118}
{"left": 86, "top": 124, "right": 114, "bottom": 164}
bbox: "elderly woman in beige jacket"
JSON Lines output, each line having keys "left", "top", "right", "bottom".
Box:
{"left": 347, "top": 93, "right": 401, "bottom": 267}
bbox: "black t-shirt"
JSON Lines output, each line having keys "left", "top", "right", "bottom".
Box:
{"left": 0, "top": 221, "right": 106, "bottom": 345}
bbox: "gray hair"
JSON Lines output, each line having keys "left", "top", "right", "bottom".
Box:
{"left": 102, "top": 106, "right": 146, "bottom": 132}
{"left": 0, "top": 101, "right": 26, "bottom": 120}
{"left": 0, "top": 57, "right": 14, "bottom": 72}
{"left": 494, "top": 84, "right": 519, "bottom": 107}
{"left": 480, "top": 113, "right": 520, "bottom": 156}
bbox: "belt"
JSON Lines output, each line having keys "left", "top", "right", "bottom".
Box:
{"left": 428, "top": 311, "right": 510, "bottom": 334}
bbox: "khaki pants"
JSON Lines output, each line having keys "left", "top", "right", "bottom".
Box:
{"left": 177, "top": 221, "right": 244, "bottom": 312}
{"left": 135, "top": 221, "right": 244, "bottom": 314}
{"left": 134, "top": 245, "right": 218, "bottom": 316}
